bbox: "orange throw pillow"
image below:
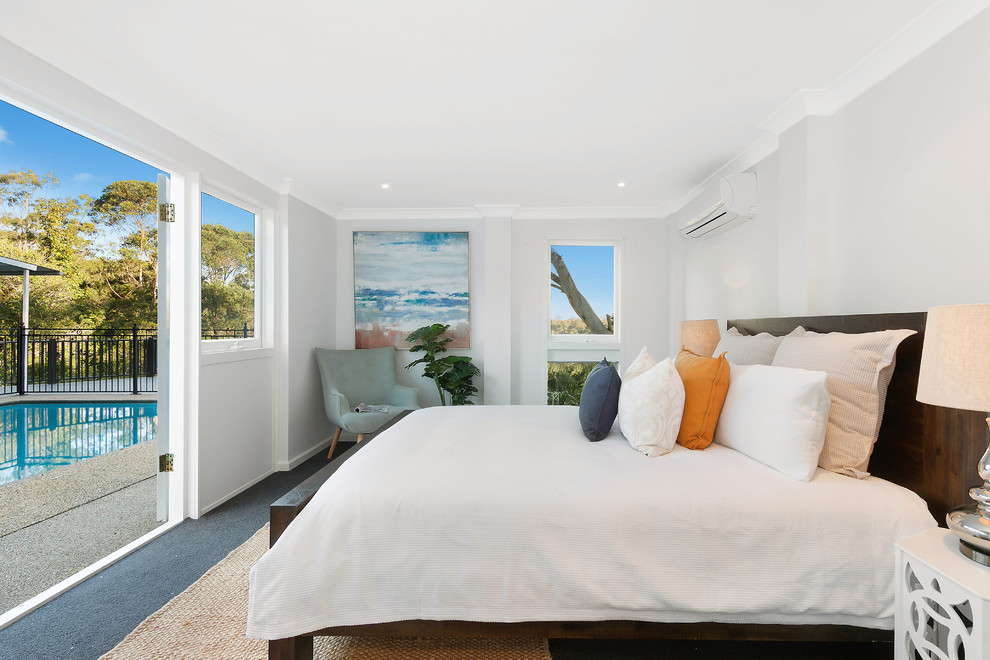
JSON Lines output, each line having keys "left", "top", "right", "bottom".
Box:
{"left": 674, "top": 349, "right": 730, "bottom": 450}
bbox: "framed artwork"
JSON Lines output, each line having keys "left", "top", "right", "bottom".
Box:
{"left": 353, "top": 231, "right": 470, "bottom": 349}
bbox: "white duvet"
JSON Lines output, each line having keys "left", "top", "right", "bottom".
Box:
{"left": 247, "top": 405, "right": 935, "bottom": 639}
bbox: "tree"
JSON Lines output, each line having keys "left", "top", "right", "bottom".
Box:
{"left": 550, "top": 249, "right": 611, "bottom": 334}
{"left": 200, "top": 223, "right": 255, "bottom": 334}
{"left": 89, "top": 180, "right": 158, "bottom": 287}
{"left": 0, "top": 170, "right": 57, "bottom": 250}
{"left": 0, "top": 171, "right": 100, "bottom": 328}
{"left": 89, "top": 181, "right": 159, "bottom": 327}
{"left": 201, "top": 224, "right": 254, "bottom": 286}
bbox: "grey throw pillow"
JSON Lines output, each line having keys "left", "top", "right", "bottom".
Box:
{"left": 578, "top": 358, "right": 621, "bottom": 441}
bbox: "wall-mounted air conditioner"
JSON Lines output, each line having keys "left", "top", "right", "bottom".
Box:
{"left": 679, "top": 172, "right": 757, "bottom": 239}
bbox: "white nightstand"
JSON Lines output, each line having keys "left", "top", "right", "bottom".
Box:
{"left": 895, "top": 527, "right": 990, "bottom": 660}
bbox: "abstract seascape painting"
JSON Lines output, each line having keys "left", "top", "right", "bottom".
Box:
{"left": 353, "top": 231, "right": 470, "bottom": 349}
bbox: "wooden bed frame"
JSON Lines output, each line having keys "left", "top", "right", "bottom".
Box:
{"left": 267, "top": 312, "right": 987, "bottom": 659}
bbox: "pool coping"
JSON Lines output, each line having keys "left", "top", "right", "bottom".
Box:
{"left": 0, "top": 393, "right": 157, "bottom": 406}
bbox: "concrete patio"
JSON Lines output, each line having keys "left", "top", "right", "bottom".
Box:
{"left": 0, "top": 427, "right": 161, "bottom": 614}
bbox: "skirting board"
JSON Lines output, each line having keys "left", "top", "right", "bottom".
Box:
{"left": 199, "top": 468, "right": 275, "bottom": 517}
{"left": 279, "top": 435, "right": 336, "bottom": 472}
{"left": 279, "top": 429, "right": 363, "bottom": 472}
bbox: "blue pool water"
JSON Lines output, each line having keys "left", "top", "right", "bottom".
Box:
{"left": 0, "top": 402, "right": 157, "bottom": 485}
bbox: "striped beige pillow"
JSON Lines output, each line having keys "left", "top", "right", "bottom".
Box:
{"left": 771, "top": 328, "right": 916, "bottom": 478}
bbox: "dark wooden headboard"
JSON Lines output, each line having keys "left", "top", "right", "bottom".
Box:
{"left": 728, "top": 312, "right": 986, "bottom": 524}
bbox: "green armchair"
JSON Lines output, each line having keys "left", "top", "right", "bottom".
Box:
{"left": 315, "top": 346, "right": 420, "bottom": 458}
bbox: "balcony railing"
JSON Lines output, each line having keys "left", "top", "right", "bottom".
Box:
{"left": 201, "top": 323, "right": 253, "bottom": 340}
{"left": 0, "top": 325, "right": 257, "bottom": 395}
{"left": 0, "top": 325, "right": 157, "bottom": 395}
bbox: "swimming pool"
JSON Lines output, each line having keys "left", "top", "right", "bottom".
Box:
{"left": 0, "top": 401, "right": 157, "bottom": 485}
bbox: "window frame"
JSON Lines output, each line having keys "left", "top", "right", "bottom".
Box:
{"left": 198, "top": 185, "right": 264, "bottom": 355}
{"left": 546, "top": 238, "right": 621, "bottom": 348}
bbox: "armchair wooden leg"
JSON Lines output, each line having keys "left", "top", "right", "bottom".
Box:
{"left": 356, "top": 433, "right": 365, "bottom": 443}
{"left": 327, "top": 427, "right": 342, "bottom": 459}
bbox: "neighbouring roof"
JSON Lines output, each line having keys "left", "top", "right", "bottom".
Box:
{"left": 0, "top": 256, "right": 61, "bottom": 276}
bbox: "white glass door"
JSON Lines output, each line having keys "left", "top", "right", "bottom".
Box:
{"left": 156, "top": 173, "right": 171, "bottom": 523}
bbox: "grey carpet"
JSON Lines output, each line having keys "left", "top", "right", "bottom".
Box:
{"left": 0, "top": 441, "right": 892, "bottom": 659}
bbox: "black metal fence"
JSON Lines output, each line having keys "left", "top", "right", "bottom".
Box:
{"left": 0, "top": 325, "right": 157, "bottom": 395}
{"left": 201, "top": 323, "right": 253, "bottom": 340}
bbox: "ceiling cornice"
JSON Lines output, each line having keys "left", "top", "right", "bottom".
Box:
{"left": 667, "top": 133, "right": 780, "bottom": 221}
{"left": 281, "top": 179, "right": 342, "bottom": 218}
{"left": 334, "top": 207, "right": 484, "bottom": 222}
{"left": 333, "top": 206, "right": 666, "bottom": 222}
{"left": 512, "top": 207, "right": 665, "bottom": 221}
{"left": 668, "top": 0, "right": 989, "bottom": 220}
{"left": 761, "top": 0, "right": 989, "bottom": 136}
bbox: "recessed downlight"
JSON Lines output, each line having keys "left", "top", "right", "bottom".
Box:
{"left": 380, "top": 183, "right": 390, "bottom": 189}
{"left": 617, "top": 181, "right": 626, "bottom": 188}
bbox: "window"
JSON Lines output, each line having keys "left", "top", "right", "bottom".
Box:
{"left": 547, "top": 361, "right": 600, "bottom": 405}
{"left": 549, "top": 243, "right": 617, "bottom": 340}
{"left": 546, "top": 240, "right": 620, "bottom": 403}
{"left": 200, "top": 192, "right": 257, "bottom": 344}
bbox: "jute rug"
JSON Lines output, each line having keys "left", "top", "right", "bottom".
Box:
{"left": 101, "top": 524, "right": 551, "bottom": 660}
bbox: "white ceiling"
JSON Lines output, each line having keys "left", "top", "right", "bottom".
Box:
{"left": 0, "top": 0, "right": 964, "bottom": 214}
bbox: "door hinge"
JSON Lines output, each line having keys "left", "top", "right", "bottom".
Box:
{"left": 158, "top": 453, "right": 174, "bottom": 473}
{"left": 158, "top": 202, "right": 175, "bottom": 223}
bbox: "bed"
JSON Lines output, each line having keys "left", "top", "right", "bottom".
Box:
{"left": 250, "top": 312, "right": 987, "bottom": 659}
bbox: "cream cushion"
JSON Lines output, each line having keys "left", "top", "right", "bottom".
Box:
{"left": 714, "top": 363, "right": 831, "bottom": 481}
{"left": 771, "top": 328, "right": 916, "bottom": 478}
{"left": 713, "top": 326, "right": 804, "bottom": 365}
{"left": 617, "top": 348, "right": 685, "bottom": 458}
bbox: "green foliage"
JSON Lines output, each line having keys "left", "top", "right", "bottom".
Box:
{"left": 0, "top": 170, "right": 102, "bottom": 328}
{"left": 439, "top": 356, "right": 480, "bottom": 406}
{"left": 547, "top": 361, "right": 600, "bottom": 405}
{"left": 202, "top": 279, "right": 253, "bottom": 333}
{"left": 201, "top": 224, "right": 254, "bottom": 286}
{"left": 88, "top": 180, "right": 159, "bottom": 328}
{"left": 0, "top": 170, "right": 254, "bottom": 335}
{"left": 550, "top": 316, "right": 609, "bottom": 335}
{"left": 405, "top": 323, "right": 480, "bottom": 406}
{"left": 200, "top": 224, "right": 255, "bottom": 336}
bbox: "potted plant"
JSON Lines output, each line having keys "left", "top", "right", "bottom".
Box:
{"left": 405, "top": 323, "right": 480, "bottom": 405}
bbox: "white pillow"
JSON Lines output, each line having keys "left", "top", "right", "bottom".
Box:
{"left": 714, "top": 363, "right": 830, "bottom": 481}
{"left": 771, "top": 328, "right": 915, "bottom": 478}
{"left": 617, "top": 348, "right": 685, "bottom": 458}
{"left": 712, "top": 327, "right": 804, "bottom": 365}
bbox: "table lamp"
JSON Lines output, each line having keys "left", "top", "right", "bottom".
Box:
{"left": 916, "top": 304, "right": 990, "bottom": 566}
{"left": 678, "top": 319, "right": 721, "bottom": 357}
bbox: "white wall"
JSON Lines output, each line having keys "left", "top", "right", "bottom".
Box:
{"left": 671, "top": 11, "right": 990, "bottom": 326}
{"left": 198, "top": 355, "right": 275, "bottom": 511}
{"left": 281, "top": 196, "right": 337, "bottom": 467}
{"left": 512, "top": 216, "right": 667, "bottom": 404}
{"left": 673, "top": 153, "right": 781, "bottom": 324}
{"left": 824, "top": 12, "right": 990, "bottom": 312}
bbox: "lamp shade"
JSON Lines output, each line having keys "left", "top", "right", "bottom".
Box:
{"left": 679, "top": 319, "right": 721, "bottom": 357}
{"left": 916, "top": 304, "right": 990, "bottom": 412}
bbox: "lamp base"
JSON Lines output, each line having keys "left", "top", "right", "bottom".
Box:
{"left": 959, "top": 539, "right": 990, "bottom": 566}
{"left": 946, "top": 506, "right": 990, "bottom": 567}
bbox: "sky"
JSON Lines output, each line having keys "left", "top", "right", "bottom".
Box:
{"left": 550, "top": 244, "right": 614, "bottom": 321}
{"left": 0, "top": 99, "right": 253, "bottom": 233}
